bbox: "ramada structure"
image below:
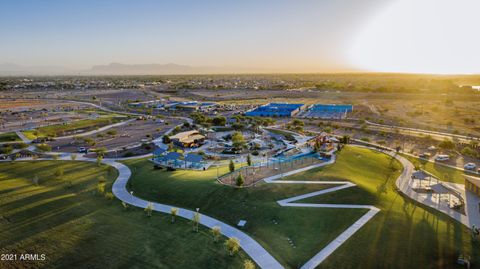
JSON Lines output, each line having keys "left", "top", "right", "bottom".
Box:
{"left": 169, "top": 130, "right": 205, "bottom": 148}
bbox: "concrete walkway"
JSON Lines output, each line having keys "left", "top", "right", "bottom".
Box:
{"left": 12, "top": 143, "right": 476, "bottom": 268}
{"left": 367, "top": 146, "right": 480, "bottom": 229}
{"left": 263, "top": 155, "right": 380, "bottom": 269}
{"left": 15, "top": 130, "right": 31, "bottom": 143}
{"left": 108, "top": 159, "right": 283, "bottom": 269}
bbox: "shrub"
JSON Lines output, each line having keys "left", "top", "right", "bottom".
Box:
{"left": 461, "top": 146, "right": 476, "bottom": 157}
{"left": 104, "top": 192, "right": 114, "bottom": 200}
{"left": 106, "top": 129, "right": 117, "bottom": 136}
{"left": 0, "top": 145, "right": 13, "bottom": 155}
{"left": 225, "top": 237, "right": 240, "bottom": 256}
{"left": 123, "top": 152, "right": 134, "bottom": 157}
{"left": 54, "top": 167, "right": 64, "bottom": 178}
{"left": 439, "top": 139, "right": 455, "bottom": 150}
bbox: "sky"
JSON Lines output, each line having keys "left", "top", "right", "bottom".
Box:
{"left": 1, "top": 0, "right": 479, "bottom": 74}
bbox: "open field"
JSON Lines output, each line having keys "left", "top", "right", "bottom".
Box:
{"left": 22, "top": 115, "right": 128, "bottom": 139}
{"left": 0, "top": 161, "right": 248, "bottom": 269}
{"left": 0, "top": 132, "right": 21, "bottom": 143}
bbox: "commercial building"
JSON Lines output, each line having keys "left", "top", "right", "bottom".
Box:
{"left": 245, "top": 103, "right": 305, "bottom": 117}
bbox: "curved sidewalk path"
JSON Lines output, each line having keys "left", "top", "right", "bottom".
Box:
{"left": 15, "top": 144, "right": 475, "bottom": 268}
{"left": 380, "top": 149, "right": 480, "bottom": 228}
{"left": 262, "top": 155, "right": 380, "bottom": 269}
{"left": 110, "top": 151, "right": 381, "bottom": 269}
{"left": 109, "top": 159, "right": 284, "bottom": 269}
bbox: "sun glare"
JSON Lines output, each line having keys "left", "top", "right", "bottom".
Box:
{"left": 349, "top": 0, "right": 480, "bottom": 74}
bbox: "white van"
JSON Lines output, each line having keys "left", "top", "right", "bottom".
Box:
{"left": 435, "top": 154, "right": 450, "bottom": 161}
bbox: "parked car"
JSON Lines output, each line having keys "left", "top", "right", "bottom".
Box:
{"left": 464, "top": 163, "right": 477, "bottom": 170}
{"left": 428, "top": 146, "right": 437, "bottom": 151}
{"left": 77, "top": 147, "right": 88, "bottom": 153}
{"left": 435, "top": 154, "right": 450, "bottom": 161}
{"left": 419, "top": 152, "right": 431, "bottom": 158}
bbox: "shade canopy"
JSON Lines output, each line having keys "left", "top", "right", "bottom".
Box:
{"left": 165, "top": 151, "right": 183, "bottom": 160}
{"left": 185, "top": 153, "right": 203, "bottom": 163}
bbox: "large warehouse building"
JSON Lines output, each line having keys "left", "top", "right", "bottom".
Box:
{"left": 245, "top": 103, "right": 305, "bottom": 117}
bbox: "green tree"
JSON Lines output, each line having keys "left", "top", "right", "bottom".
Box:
{"left": 193, "top": 210, "right": 201, "bottom": 232}
{"left": 97, "top": 182, "right": 106, "bottom": 195}
{"left": 461, "top": 146, "right": 476, "bottom": 157}
{"left": 225, "top": 237, "right": 240, "bottom": 256}
{"left": 104, "top": 192, "right": 114, "bottom": 200}
{"left": 144, "top": 202, "right": 154, "bottom": 217}
{"left": 229, "top": 160, "right": 235, "bottom": 173}
{"left": 170, "top": 207, "right": 178, "bottom": 223}
{"left": 247, "top": 154, "right": 252, "bottom": 166}
{"left": 243, "top": 260, "right": 256, "bottom": 269}
{"left": 439, "top": 139, "right": 455, "bottom": 150}
{"left": 0, "top": 145, "right": 13, "bottom": 154}
{"left": 340, "top": 135, "right": 350, "bottom": 144}
{"left": 212, "top": 116, "right": 227, "bottom": 126}
{"left": 162, "top": 135, "right": 171, "bottom": 144}
{"left": 95, "top": 147, "right": 107, "bottom": 157}
{"left": 236, "top": 174, "right": 244, "bottom": 187}
{"left": 54, "top": 167, "right": 64, "bottom": 178}
{"left": 96, "top": 155, "right": 103, "bottom": 166}
{"left": 211, "top": 226, "right": 221, "bottom": 242}
{"left": 232, "top": 132, "right": 245, "bottom": 149}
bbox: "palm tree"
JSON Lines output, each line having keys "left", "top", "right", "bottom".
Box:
{"left": 225, "top": 237, "right": 240, "bottom": 256}
{"left": 211, "top": 226, "right": 221, "bottom": 242}
{"left": 170, "top": 207, "right": 178, "bottom": 223}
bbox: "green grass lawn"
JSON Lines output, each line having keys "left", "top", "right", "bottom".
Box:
{"left": 288, "top": 147, "right": 479, "bottom": 268}
{"left": 402, "top": 154, "right": 467, "bottom": 184}
{"left": 0, "top": 161, "right": 248, "bottom": 269}
{"left": 0, "top": 132, "right": 21, "bottom": 143}
{"left": 123, "top": 150, "right": 387, "bottom": 268}
{"left": 22, "top": 116, "right": 126, "bottom": 139}
{"left": 124, "top": 159, "right": 368, "bottom": 268}
{"left": 126, "top": 146, "right": 479, "bottom": 269}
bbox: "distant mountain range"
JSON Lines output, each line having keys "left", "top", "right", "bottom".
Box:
{"left": 0, "top": 62, "right": 267, "bottom": 76}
